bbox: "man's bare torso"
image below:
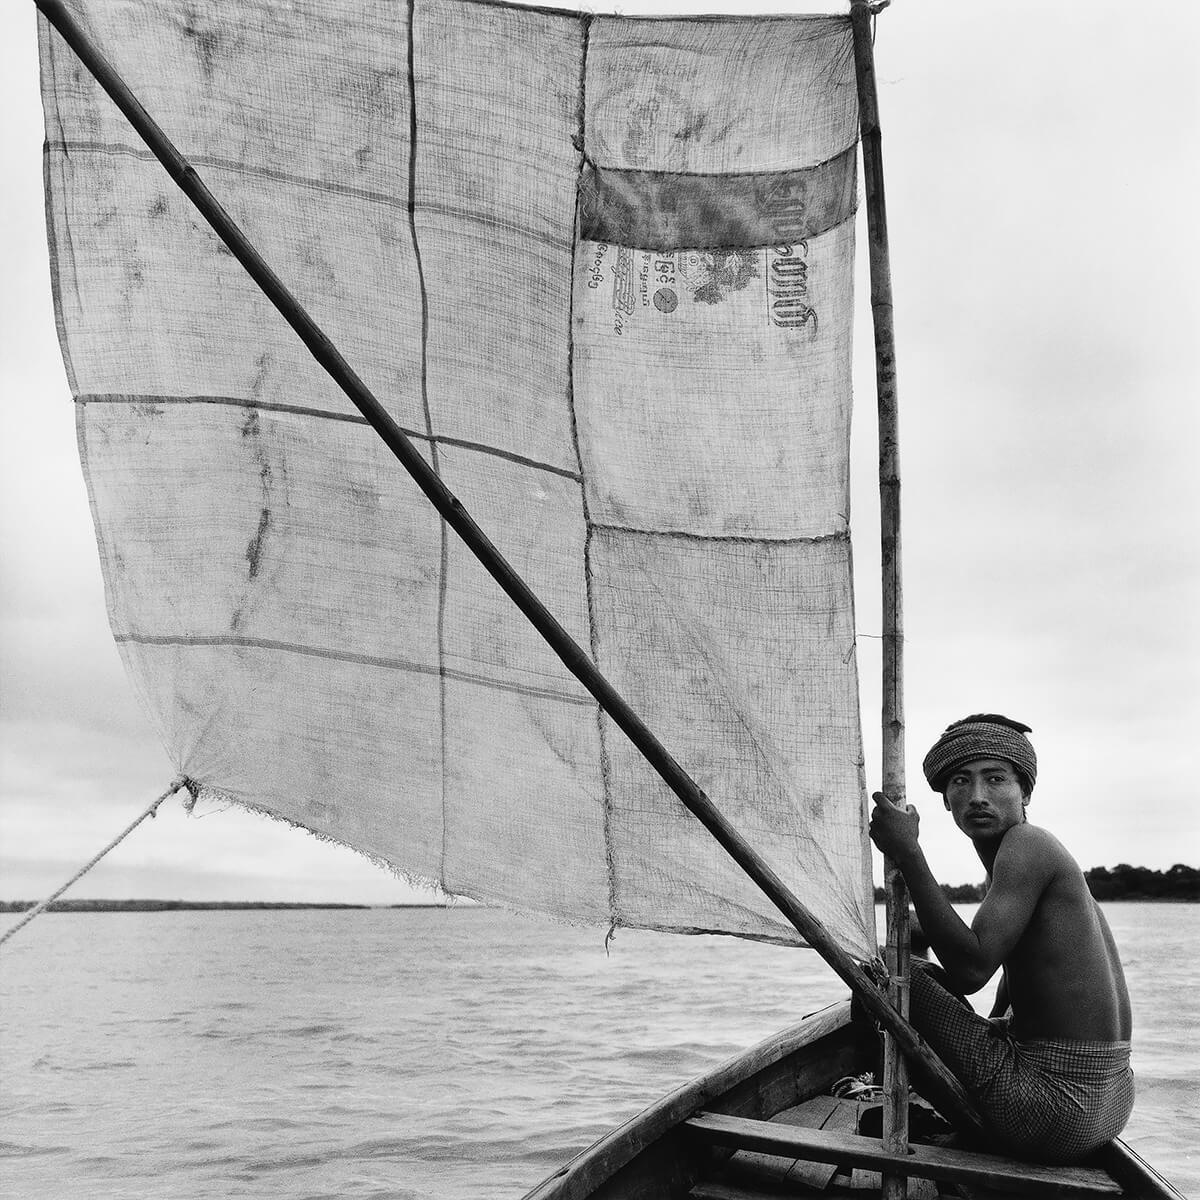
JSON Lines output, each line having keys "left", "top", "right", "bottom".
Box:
{"left": 997, "top": 825, "right": 1132, "bottom": 1042}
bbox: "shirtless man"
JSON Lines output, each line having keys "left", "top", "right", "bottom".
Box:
{"left": 868, "top": 714, "right": 1134, "bottom": 1164}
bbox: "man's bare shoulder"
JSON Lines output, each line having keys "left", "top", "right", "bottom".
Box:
{"left": 994, "top": 822, "right": 1079, "bottom": 879}
{"left": 999, "top": 821, "right": 1075, "bottom": 855}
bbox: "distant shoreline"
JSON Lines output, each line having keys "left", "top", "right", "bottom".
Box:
{"left": 5, "top": 866, "right": 1196, "bottom": 914}
{"left": 3, "top": 885, "right": 1197, "bottom": 914}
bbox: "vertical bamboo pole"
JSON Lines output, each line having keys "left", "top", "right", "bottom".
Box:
{"left": 850, "top": 5, "right": 910, "bottom": 1197}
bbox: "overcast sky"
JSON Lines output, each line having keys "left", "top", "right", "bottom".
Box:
{"left": 1, "top": 0, "right": 1197, "bottom": 914}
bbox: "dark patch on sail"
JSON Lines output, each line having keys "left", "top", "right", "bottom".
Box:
{"left": 245, "top": 507, "right": 271, "bottom": 580}
{"left": 673, "top": 113, "right": 708, "bottom": 142}
{"left": 250, "top": 352, "right": 272, "bottom": 399}
{"left": 578, "top": 145, "right": 856, "bottom": 250}
{"left": 681, "top": 249, "right": 758, "bottom": 305}
{"left": 181, "top": 11, "right": 223, "bottom": 80}
{"left": 238, "top": 407, "right": 276, "bottom": 598}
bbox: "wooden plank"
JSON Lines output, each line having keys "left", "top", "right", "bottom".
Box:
{"left": 785, "top": 1103, "right": 849, "bottom": 1191}
{"left": 716, "top": 1095, "right": 863, "bottom": 1194}
{"left": 722, "top": 1095, "right": 846, "bottom": 1192}
{"left": 787, "top": 1099, "right": 860, "bottom": 1191}
{"left": 785, "top": 1096, "right": 850, "bottom": 1188}
{"left": 850, "top": 1167, "right": 939, "bottom": 1199}
{"left": 693, "top": 1184, "right": 931, "bottom": 1200}
{"left": 786, "top": 1095, "right": 847, "bottom": 1126}
{"left": 685, "top": 1114, "right": 1124, "bottom": 1197}
{"left": 691, "top": 1185, "right": 781, "bottom": 1200}
{"left": 693, "top": 1186, "right": 882, "bottom": 1200}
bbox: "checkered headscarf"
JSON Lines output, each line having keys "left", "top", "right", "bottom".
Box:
{"left": 922, "top": 714, "right": 1037, "bottom": 793}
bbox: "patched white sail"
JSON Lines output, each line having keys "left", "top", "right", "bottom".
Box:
{"left": 39, "top": 0, "right": 874, "bottom": 955}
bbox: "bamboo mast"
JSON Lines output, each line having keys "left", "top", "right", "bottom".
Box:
{"left": 850, "top": 4, "right": 912, "bottom": 1196}
{"left": 32, "top": 0, "right": 980, "bottom": 1137}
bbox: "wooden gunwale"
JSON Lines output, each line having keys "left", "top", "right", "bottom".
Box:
{"left": 1096, "top": 1141, "right": 1190, "bottom": 1200}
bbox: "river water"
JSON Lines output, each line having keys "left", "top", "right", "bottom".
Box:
{"left": 1, "top": 903, "right": 1195, "bottom": 1198}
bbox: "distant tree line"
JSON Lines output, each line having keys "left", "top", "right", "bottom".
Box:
{"left": 873, "top": 864, "right": 1199, "bottom": 904}
{"left": 1083, "top": 863, "right": 1200, "bottom": 901}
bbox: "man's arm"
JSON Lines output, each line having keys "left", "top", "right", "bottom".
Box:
{"left": 869, "top": 794, "right": 1052, "bottom": 994}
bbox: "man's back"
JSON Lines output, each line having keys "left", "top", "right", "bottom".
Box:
{"left": 998, "top": 823, "right": 1132, "bottom": 1042}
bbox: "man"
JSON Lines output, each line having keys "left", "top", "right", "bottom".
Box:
{"left": 868, "top": 714, "right": 1133, "bottom": 1165}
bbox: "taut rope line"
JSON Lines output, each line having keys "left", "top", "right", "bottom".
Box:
{"left": 0, "top": 778, "right": 190, "bottom": 949}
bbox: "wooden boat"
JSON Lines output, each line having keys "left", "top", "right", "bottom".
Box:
{"left": 523, "top": 1002, "right": 1186, "bottom": 1200}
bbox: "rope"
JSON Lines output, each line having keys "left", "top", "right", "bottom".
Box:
{"left": 0, "top": 778, "right": 190, "bottom": 949}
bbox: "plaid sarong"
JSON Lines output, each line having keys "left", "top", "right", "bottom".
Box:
{"left": 909, "top": 962, "right": 1134, "bottom": 1164}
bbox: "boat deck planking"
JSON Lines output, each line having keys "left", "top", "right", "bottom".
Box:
{"left": 687, "top": 1111, "right": 1124, "bottom": 1197}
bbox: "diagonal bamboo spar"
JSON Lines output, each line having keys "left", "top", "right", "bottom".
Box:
{"left": 32, "top": 0, "right": 983, "bottom": 1137}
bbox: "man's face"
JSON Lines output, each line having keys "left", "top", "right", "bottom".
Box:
{"left": 942, "top": 757, "right": 1028, "bottom": 842}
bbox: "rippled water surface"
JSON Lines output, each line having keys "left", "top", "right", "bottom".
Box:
{"left": 1, "top": 904, "right": 1196, "bottom": 1198}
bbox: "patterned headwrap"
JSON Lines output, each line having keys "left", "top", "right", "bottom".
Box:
{"left": 922, "top": 713, "right": 1037, "bottom": 794}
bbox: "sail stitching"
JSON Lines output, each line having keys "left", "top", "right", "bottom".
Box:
{"left": 564, "top": 12, "right": 619, "bottom": 936}
{"left": 40, "top": 138, "right": 861, "bottom": 200}
{"left": 112, "top": 633, "right": 594, "bottom": 706}
{"left": 41, "top": 36, "right": 81, "bottom": 397}
{"left": 581, "top": 143, "right": 858, "bottom": 184}
{"left": 77, "top": 394, "right": 845, "bottom": 544}
{"left": 42, "top": 141, "right": 572, "bottom": 254}
{"left": 406, "top": 0, "right": 453, "bottom": 894}
{"left": 591, "top": 522, "right": 849, "bottom": 547}
{"left": 73, "top": 394, "right": 582, "bottom": 481}
{"left": 43, "top": 140, "right": 416, "bottom": 213}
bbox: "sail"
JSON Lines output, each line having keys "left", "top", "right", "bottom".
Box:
{"left": 38, "top": 0, "right": 875, "bottom": 956}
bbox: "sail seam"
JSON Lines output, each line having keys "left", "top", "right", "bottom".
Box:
{"left": 591, "top": 522, "right": 850, "bottom": 546}
{"left": 581, "top": 143, "right": 859, "bottom": 184}
{"left": 42, "top": 141, "right": 572, "bottom": 253}
{"left": 399, "top": 199, "right": 572, "bottom": 253}
{"left": 112, "top": 633, "right": 595, "bottom": 707}
{"left": 40, "top": 136, "right": 859, "bottom": 199}
{"left": 423, "top": 0, "right": 845, "bottom": 25}
{"left": 42, "top": 140, "right": 863, "bottom": 257}
{"left": 406, "top": 0, "right": 453, "bottom": 893}
{"left": 40, "top": 34, "right": 81, "bottom": 398}
{"left": 73, "top": 394, "right": 582, "bottom": 481}
{"left": 43, "top": 140, "right": 410, "bottom": 209}
{"left": 566, "top": 11, "right": 619, "bottom": 936}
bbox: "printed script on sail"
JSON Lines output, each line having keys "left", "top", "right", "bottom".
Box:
{"left": 39, "top": 0, "right": 874, "bottom": 955}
